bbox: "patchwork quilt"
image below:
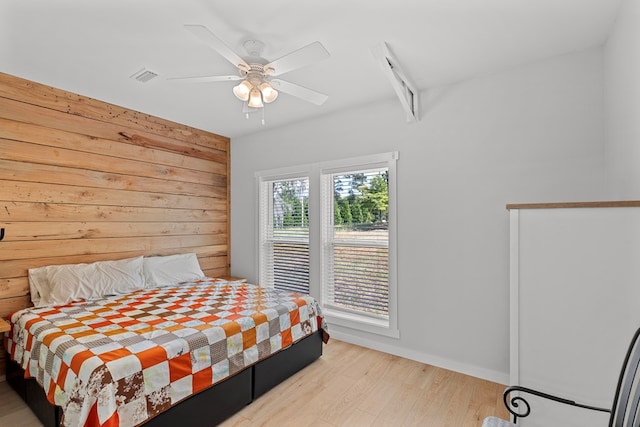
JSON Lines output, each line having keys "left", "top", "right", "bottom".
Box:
{"left": 6, "top": 279, "right": 328, "bottom": 427}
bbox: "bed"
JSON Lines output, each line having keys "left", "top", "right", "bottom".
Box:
{"left": 3, "top": 254, "right": 329, "bottom": 427}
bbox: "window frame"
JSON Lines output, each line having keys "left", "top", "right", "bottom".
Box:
{"left": 319, "top": 152, "right": 399, "bottom": 338}
{"left": 255, "top": 152, "right": 399, "bottom": 339}
{"left": 256, "top": 167, "right": 311, "bottom": 292}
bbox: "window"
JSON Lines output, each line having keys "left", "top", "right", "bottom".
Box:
{"left": 257, "top": 152, "right": 398, "bottom": 338}
{"left": 320, "top": 153, "right": 397, "bottom": 336}
{"left": 258, "top": 174, "right": 310, "bottom": 294}
{"left": 322, "top": 170, "right": 389, "bottom": 316}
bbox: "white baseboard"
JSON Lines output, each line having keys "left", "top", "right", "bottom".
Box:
{"left": 328, "top": 329, "right": 509, "bottom": 385}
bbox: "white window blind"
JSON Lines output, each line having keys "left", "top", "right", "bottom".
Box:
{"left": 321, "top": 165, "right": 393, "bottom": 324}
{"left": 259, "top": 176, "right": 310, "bottom": 294}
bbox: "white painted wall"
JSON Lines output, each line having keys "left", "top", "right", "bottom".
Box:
{"left": 230, "top": 48, "right": 606, "bottom": 383}
{"left": 604, "top": 0, "right": 640, "bottom": 198}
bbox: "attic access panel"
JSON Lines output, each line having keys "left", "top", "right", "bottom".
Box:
{"left": 371, "top": 42, "right": 419, "bottom": 123}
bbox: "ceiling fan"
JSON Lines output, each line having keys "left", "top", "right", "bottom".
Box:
{"left": 170, "top": 24, "right": 330, "bottom": 115}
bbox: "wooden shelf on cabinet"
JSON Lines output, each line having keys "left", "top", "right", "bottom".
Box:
{"left": 506, "top": 200, "right": 640, "bottom": 210}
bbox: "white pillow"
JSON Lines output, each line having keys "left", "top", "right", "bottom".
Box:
{"left": 28, "top": 266, "right": 53, "bottom": 307}
{"left": 143, "top": 253, "right": 205, "bottom": 288}
{"left": 46, "top": 256, "right": 145, "bottom": 305}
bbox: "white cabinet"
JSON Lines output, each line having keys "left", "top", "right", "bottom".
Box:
{"left": 509, "top": 202, "right": 640, "bottom": 427}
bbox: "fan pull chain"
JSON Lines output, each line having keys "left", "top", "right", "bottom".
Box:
{"left": 261, "top": 107, "right": 265, "bottom": 125}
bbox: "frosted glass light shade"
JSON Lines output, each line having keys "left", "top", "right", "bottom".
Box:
{"left": 232, "top": 80, "right": 252, "bottom": 101}
{"left": 248, "top": 88, "right": 264, "bottom": 108}
{"left": 259, "top": 82, "right": 278, "bottom": 103}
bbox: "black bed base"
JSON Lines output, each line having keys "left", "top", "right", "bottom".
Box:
{"left": 6, "top": 331, "right": 323, "bottom": 427}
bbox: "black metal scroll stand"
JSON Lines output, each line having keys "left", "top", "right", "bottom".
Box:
{"left": 504, "top": 385, "right": 610, "bottom": 423}
{"left": 0, "top": 228, "right": 4, "bottom": 241}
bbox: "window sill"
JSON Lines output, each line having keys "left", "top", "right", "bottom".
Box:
{"left": 323, "top": 308, "right": 399, "bottom": 339}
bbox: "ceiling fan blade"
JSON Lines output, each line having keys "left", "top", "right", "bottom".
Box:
{"left": 271, "top": 79, "right": 328, "bottom": 105}
{"left": 264, "top": 41, "right": 329, "bottom": 76}
{"left": 184, "top": 24, "right": 250, "bottom": 73}
{"left": 167, "top": 74, "right": 243, "bottom": 83}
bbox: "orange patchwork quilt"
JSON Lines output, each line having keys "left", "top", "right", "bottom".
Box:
{"left": 6, "top": 279, "right": 328, "bottom": 427}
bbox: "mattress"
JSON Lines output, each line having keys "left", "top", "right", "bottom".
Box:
{"left": 5, "top": 278, "right": 328, "bottom": 427}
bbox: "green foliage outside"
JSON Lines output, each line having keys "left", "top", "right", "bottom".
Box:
{"left": 272, "top": 170, "right": 389, "bottom": 231}
{"left": 334, "top": 171, "right": 388, "bottom": 227}
{"left": 273, "top": 179, "right": 308, "bottom": 229}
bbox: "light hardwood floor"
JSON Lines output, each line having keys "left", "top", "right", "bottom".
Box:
{"left": 0, "top": 339, "right": 509, "bottom": 426}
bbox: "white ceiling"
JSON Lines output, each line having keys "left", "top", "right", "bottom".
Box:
{"left": 0, "top": 0, "right": 624, "bottom": 139}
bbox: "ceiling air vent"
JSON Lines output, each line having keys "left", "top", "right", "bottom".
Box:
{"left": 130, "top": 68, "right": 159, "bottom": 83}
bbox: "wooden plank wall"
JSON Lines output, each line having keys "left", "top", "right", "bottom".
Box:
{"left": 0, "top": 72, "right": 231, "bottom": 378}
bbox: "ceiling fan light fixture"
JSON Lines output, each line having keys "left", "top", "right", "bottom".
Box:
{"left": 248, "top": 88, "right": 264, "bottom": 108}
{"left": 180, "top": 25, "right": 330, "bottom": 119}
{"left": 259, "top": 82, "right": 278, "bottom": 103}
{"left": 233, "top": 80, "right": 252, "bottom": 101}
